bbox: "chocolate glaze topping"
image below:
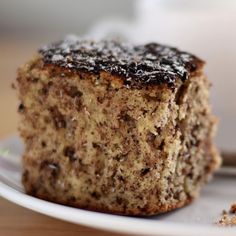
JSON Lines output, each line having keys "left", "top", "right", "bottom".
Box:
{"left": 39, "top": 35, "right": 204, "bottom": 87}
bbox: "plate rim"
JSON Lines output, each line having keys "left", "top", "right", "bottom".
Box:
{"left": 0, "top": 136, "right": 236, "bottom": 236}
{"left": 0, "top": 181, "right": 236, "bottom": 236}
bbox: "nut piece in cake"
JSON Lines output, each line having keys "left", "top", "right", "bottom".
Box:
{"left": 230, "top": 203, "right": 236, "bottom": 214}
{"left": 16, "top": 36, "right": 221, "bottom": 216}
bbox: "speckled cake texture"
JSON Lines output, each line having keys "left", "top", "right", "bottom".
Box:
{"left": 16, "top": 36, "right": 221, "bottom": 216}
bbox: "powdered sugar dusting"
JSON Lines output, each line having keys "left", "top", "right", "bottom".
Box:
{"left": 39, "top": 36, "right": 203, "bottom": 87}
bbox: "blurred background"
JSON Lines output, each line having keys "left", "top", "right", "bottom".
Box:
{"left": 0, "top": 0, "right": 134, "bottom": 138}
{"left": 0, "top": 0, "right": 236, "bottom": 151}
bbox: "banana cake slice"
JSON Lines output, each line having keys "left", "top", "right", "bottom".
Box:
{"left": 16, "top": 36, "right": 221, "bottom": 215}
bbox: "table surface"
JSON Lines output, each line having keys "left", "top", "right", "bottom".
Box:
{"left": 0, "top": 38, "right": 125, "bottom": 236}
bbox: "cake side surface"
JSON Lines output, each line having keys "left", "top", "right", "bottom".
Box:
{"left": 17, "top": 40, "right": 220, "bottom": 216}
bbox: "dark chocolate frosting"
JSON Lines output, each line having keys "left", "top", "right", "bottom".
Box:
{"left": 39, "top": 35, "right": 203, "bottom": 87}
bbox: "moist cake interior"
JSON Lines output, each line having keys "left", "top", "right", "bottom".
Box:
{"left": 17, "top": 37, "right": 221, "bottom": 215}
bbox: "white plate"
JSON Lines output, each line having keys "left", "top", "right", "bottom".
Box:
{"left": 0, "top": 136, "right": 236, "bottom": 236}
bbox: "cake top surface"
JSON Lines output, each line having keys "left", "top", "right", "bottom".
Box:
{"left": 39, "top": 35, "right": 204, "bottom": 87}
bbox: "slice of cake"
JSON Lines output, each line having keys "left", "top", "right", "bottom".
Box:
{"left": 16, "top": 36, "right": 221, "bottom": 215}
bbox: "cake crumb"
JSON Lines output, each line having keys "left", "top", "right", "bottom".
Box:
{"left": 217, "top": 204, "right": 236, "bottom": 226}
{"left": 230, "top": 203, "right": 236, "bottom": 214}
{"left": 218, "top": 214, "right": 236, "bottom": 227}
{"left": 222, "top": 209, "right": 227, "bottom": 215}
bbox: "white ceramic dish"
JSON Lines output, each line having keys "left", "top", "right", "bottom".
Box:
{"left": 0, "top": 136, "right": 236, "bottom": 236}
